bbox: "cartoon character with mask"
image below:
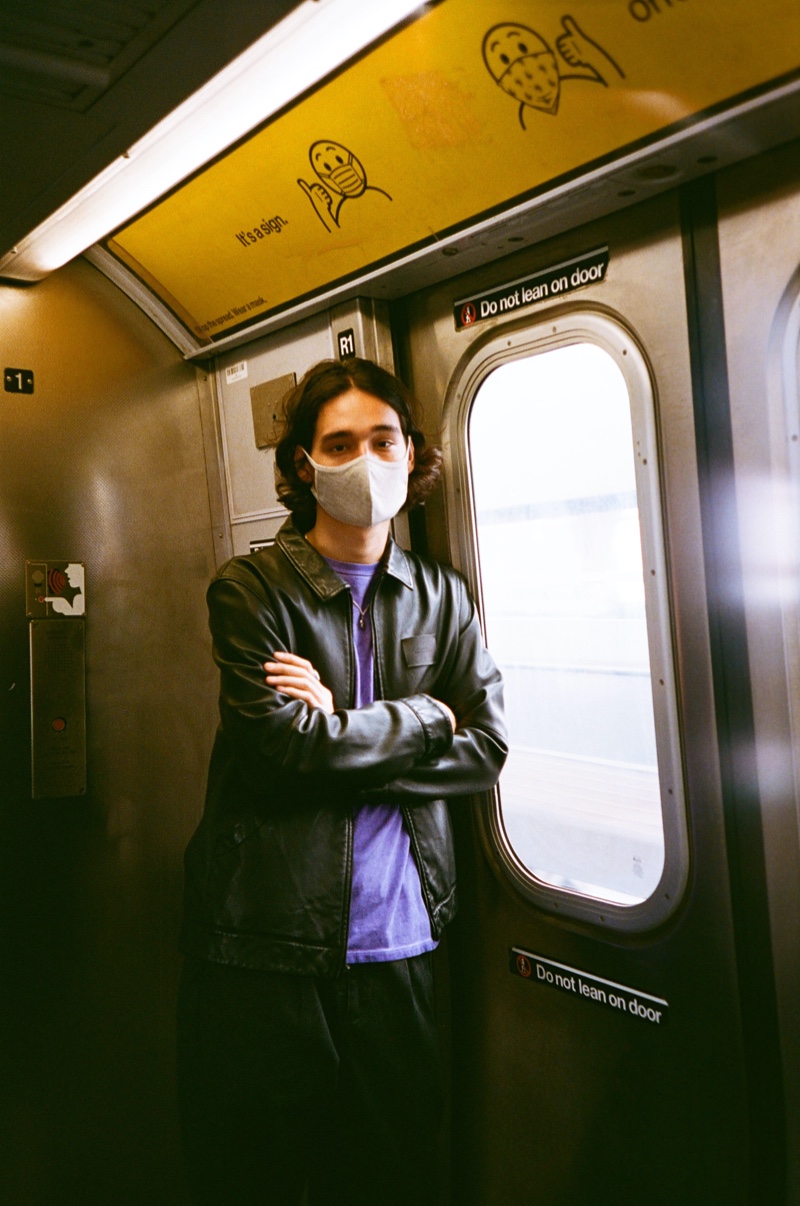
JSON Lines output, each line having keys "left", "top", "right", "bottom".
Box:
{"left": 178, "top": 358, "right": 506, "bottom": 1206}
{"left": 483, "top": 16, "right": 625, "bottom": 128}
{"left": 298, "top": 139, "right": 392, "bottom": 232}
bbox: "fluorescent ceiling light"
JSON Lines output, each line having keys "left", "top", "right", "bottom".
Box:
{"left": 0, "top": 0, "right": 429, "bottom": 281}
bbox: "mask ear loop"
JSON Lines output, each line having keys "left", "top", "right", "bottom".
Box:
{"left": 297, "top": 447, "right": 316, "bottom": 488}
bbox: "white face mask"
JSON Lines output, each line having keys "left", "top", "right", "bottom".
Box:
{"left": 303, "top": 444, "right": 411, "bottom": 528}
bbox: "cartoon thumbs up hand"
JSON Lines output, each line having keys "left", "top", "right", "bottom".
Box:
{"left": 556, "top": 16, "right": 593, "bottom": 68}
{"left": 556, "top": 15, "right": 625, "bottom": 84}
{"left": 298, "top": 178, "right": 341, "bottom": 232}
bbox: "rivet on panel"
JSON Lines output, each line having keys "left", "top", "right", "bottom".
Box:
{"left": 635, "top": 162, "right": 678, "bottom": 181}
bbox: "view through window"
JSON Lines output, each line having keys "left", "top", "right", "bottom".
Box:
{"left": 469, "top": 345, "right": 665, "bottom": 904}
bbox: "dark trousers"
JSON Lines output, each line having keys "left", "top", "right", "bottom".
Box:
{"left": 177, "top": 953, "right": 443, "bottom": 1206}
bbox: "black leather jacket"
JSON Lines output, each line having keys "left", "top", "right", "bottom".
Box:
{"left": 180, "top": 518, "right": 507, "bottom": 977}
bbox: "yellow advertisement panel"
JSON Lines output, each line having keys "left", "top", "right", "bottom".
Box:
{"left": 107, "top": 0, "right": 800, "bottom": 341}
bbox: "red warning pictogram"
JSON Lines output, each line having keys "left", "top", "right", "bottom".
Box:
{"left": 516, "top": 954, "right": 532, "bottom": 978}
{"left": 460, "top": 302, "right": 477, "bottom": 326}
{"left": 48, "top": 568, "right": 67, "bottom": 595}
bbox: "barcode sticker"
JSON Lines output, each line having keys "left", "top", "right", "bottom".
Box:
{"left": 225, "top": 361, "right": 248, "bottom": 384}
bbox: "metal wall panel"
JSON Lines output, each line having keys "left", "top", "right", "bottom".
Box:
{"left": 717, "top": 139, "right": 800, "bottom": 1205}
{"left": 0, "top": 256, "right": 218, "bottom": 1204}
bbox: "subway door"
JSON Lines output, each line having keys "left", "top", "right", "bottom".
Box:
{"left": 397, "top": 188, "right": 784, "bottom": 1205}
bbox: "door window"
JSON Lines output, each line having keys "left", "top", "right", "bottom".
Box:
{"left": 469, "top": 343, "right": 667, "bottom": 905}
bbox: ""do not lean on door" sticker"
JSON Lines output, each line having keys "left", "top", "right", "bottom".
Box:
{"left": 453, "top": 246, "right": 609, "bottom": 330}
{"left": 510, "top": 947, "right": 669, "bottom": 1026}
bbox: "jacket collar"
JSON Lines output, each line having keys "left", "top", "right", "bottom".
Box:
{"left": 276, "top": 517, "right": 414, "bottom": 600}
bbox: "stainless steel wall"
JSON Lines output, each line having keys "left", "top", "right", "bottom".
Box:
{"left": 0, "top": 258, "right": 219, "bottom": 1204}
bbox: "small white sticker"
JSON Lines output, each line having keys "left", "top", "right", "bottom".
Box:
{"left": 225, "top": 361, "right": 248, "bottom": 384}
{"left": 45, "top": 563, "right": 85, "bottom": 616}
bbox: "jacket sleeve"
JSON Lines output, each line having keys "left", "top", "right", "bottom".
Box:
{"left": 367, "top": 577, "right": 508, "bottom": 804}
{"left": 210, "top": 574, "right": 454, "bottom": 795}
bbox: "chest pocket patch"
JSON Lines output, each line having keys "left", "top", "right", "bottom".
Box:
{"left": 402, "top": 634, "right": 437, "bottom": 667}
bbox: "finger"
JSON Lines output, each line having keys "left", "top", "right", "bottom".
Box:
{"left": 267, "top": 674, "right": 322, "bottom": 700}
{"left": 270, "top": 650, "right": 316, "bottom": 671}
{"left": 268, "top": 654, "right": 321, "bottom": 681}
{"left": 265, "top": 670, "right": 318, "bottom": 690}
{"left": 560, "top": 15, "right": 582, "bottom": 35}
{"left": 265, "top": 674, "right": 321, "bottom": 688}
{"left": 559, "top": 44, "right": 582, "bottom": 67}
{"left": 264, "top": 662, "right": 310, "bottom": 675}
{"left": 272, "top": 656, "right": 323, "bottom": 685}
{"left": 266, "top": 671, "right": 329, "bottom": 705}
{"left": 267, "top": 679, "right": 333, "bottom": 713}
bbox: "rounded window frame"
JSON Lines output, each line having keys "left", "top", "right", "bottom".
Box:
{"left": 441, "top": 309, "right": 689, "bottom": 932}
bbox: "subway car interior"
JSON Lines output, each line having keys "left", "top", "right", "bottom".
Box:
{"left": 2, "top": 1, "right": 800, "bottom": 1202}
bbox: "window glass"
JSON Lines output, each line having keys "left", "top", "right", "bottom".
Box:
{"left": 469, "top": 345, "right": 665, "bottom": 904}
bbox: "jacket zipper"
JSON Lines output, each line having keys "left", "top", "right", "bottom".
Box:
{"left": 341, "top": 577, "right": 383, "bottom": 967}
{"left": 339, "top": 587, "right": 356, "bottom": 973}
{"left": 369, "top": 578, "right": 383, "bottom": 700}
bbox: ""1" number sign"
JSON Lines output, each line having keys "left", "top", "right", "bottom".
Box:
{"left": 4, "top": 368, "right": 34, "bottom": 393}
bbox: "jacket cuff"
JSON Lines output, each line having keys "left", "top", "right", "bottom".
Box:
{"left": 403, "top": 694, "right": 454, "bottom": 760}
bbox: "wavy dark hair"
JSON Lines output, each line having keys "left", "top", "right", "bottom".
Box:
{"left": 274, "top": 357, "right": 442, "bottom": 530}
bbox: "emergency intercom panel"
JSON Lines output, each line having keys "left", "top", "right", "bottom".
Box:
{"left": 27, "top": 561, "right": 87, "bottom": 798}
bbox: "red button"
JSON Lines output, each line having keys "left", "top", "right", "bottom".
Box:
{"left": 51, "top": 717, "right": 66, "bottom": 732}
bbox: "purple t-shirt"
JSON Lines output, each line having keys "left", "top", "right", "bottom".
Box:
{"left": 325, "top": 556, "right": 436, "bottom": 964}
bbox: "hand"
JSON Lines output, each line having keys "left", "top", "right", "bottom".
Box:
{"left": 264, "top": 651, "right": 334, "bottom": 714}
{"left": 556, "top": 16, "right": 624, "bottom": 82}
{"left": 298, "top": 178, "right": 333, "bottom": 212}
{"left": 433, "top": 698, "right": 457, "bottom": 733}
{"left": 298, "top": 178, "right": 340, "bottom": 230}
{"left": 557, "top": 16, "right": 594, "bottom": 69}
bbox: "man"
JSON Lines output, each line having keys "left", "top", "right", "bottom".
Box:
{"left": 178, "top": 357, "right": 506, "bottom": 1205}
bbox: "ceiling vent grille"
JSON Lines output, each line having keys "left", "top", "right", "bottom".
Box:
{"left": 0, "top": 0, "right": 199, "bottom": 110}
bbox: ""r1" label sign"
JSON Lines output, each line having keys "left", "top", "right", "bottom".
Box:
{"left": 337, "top": 329, "right": 356, "bottom": 359}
